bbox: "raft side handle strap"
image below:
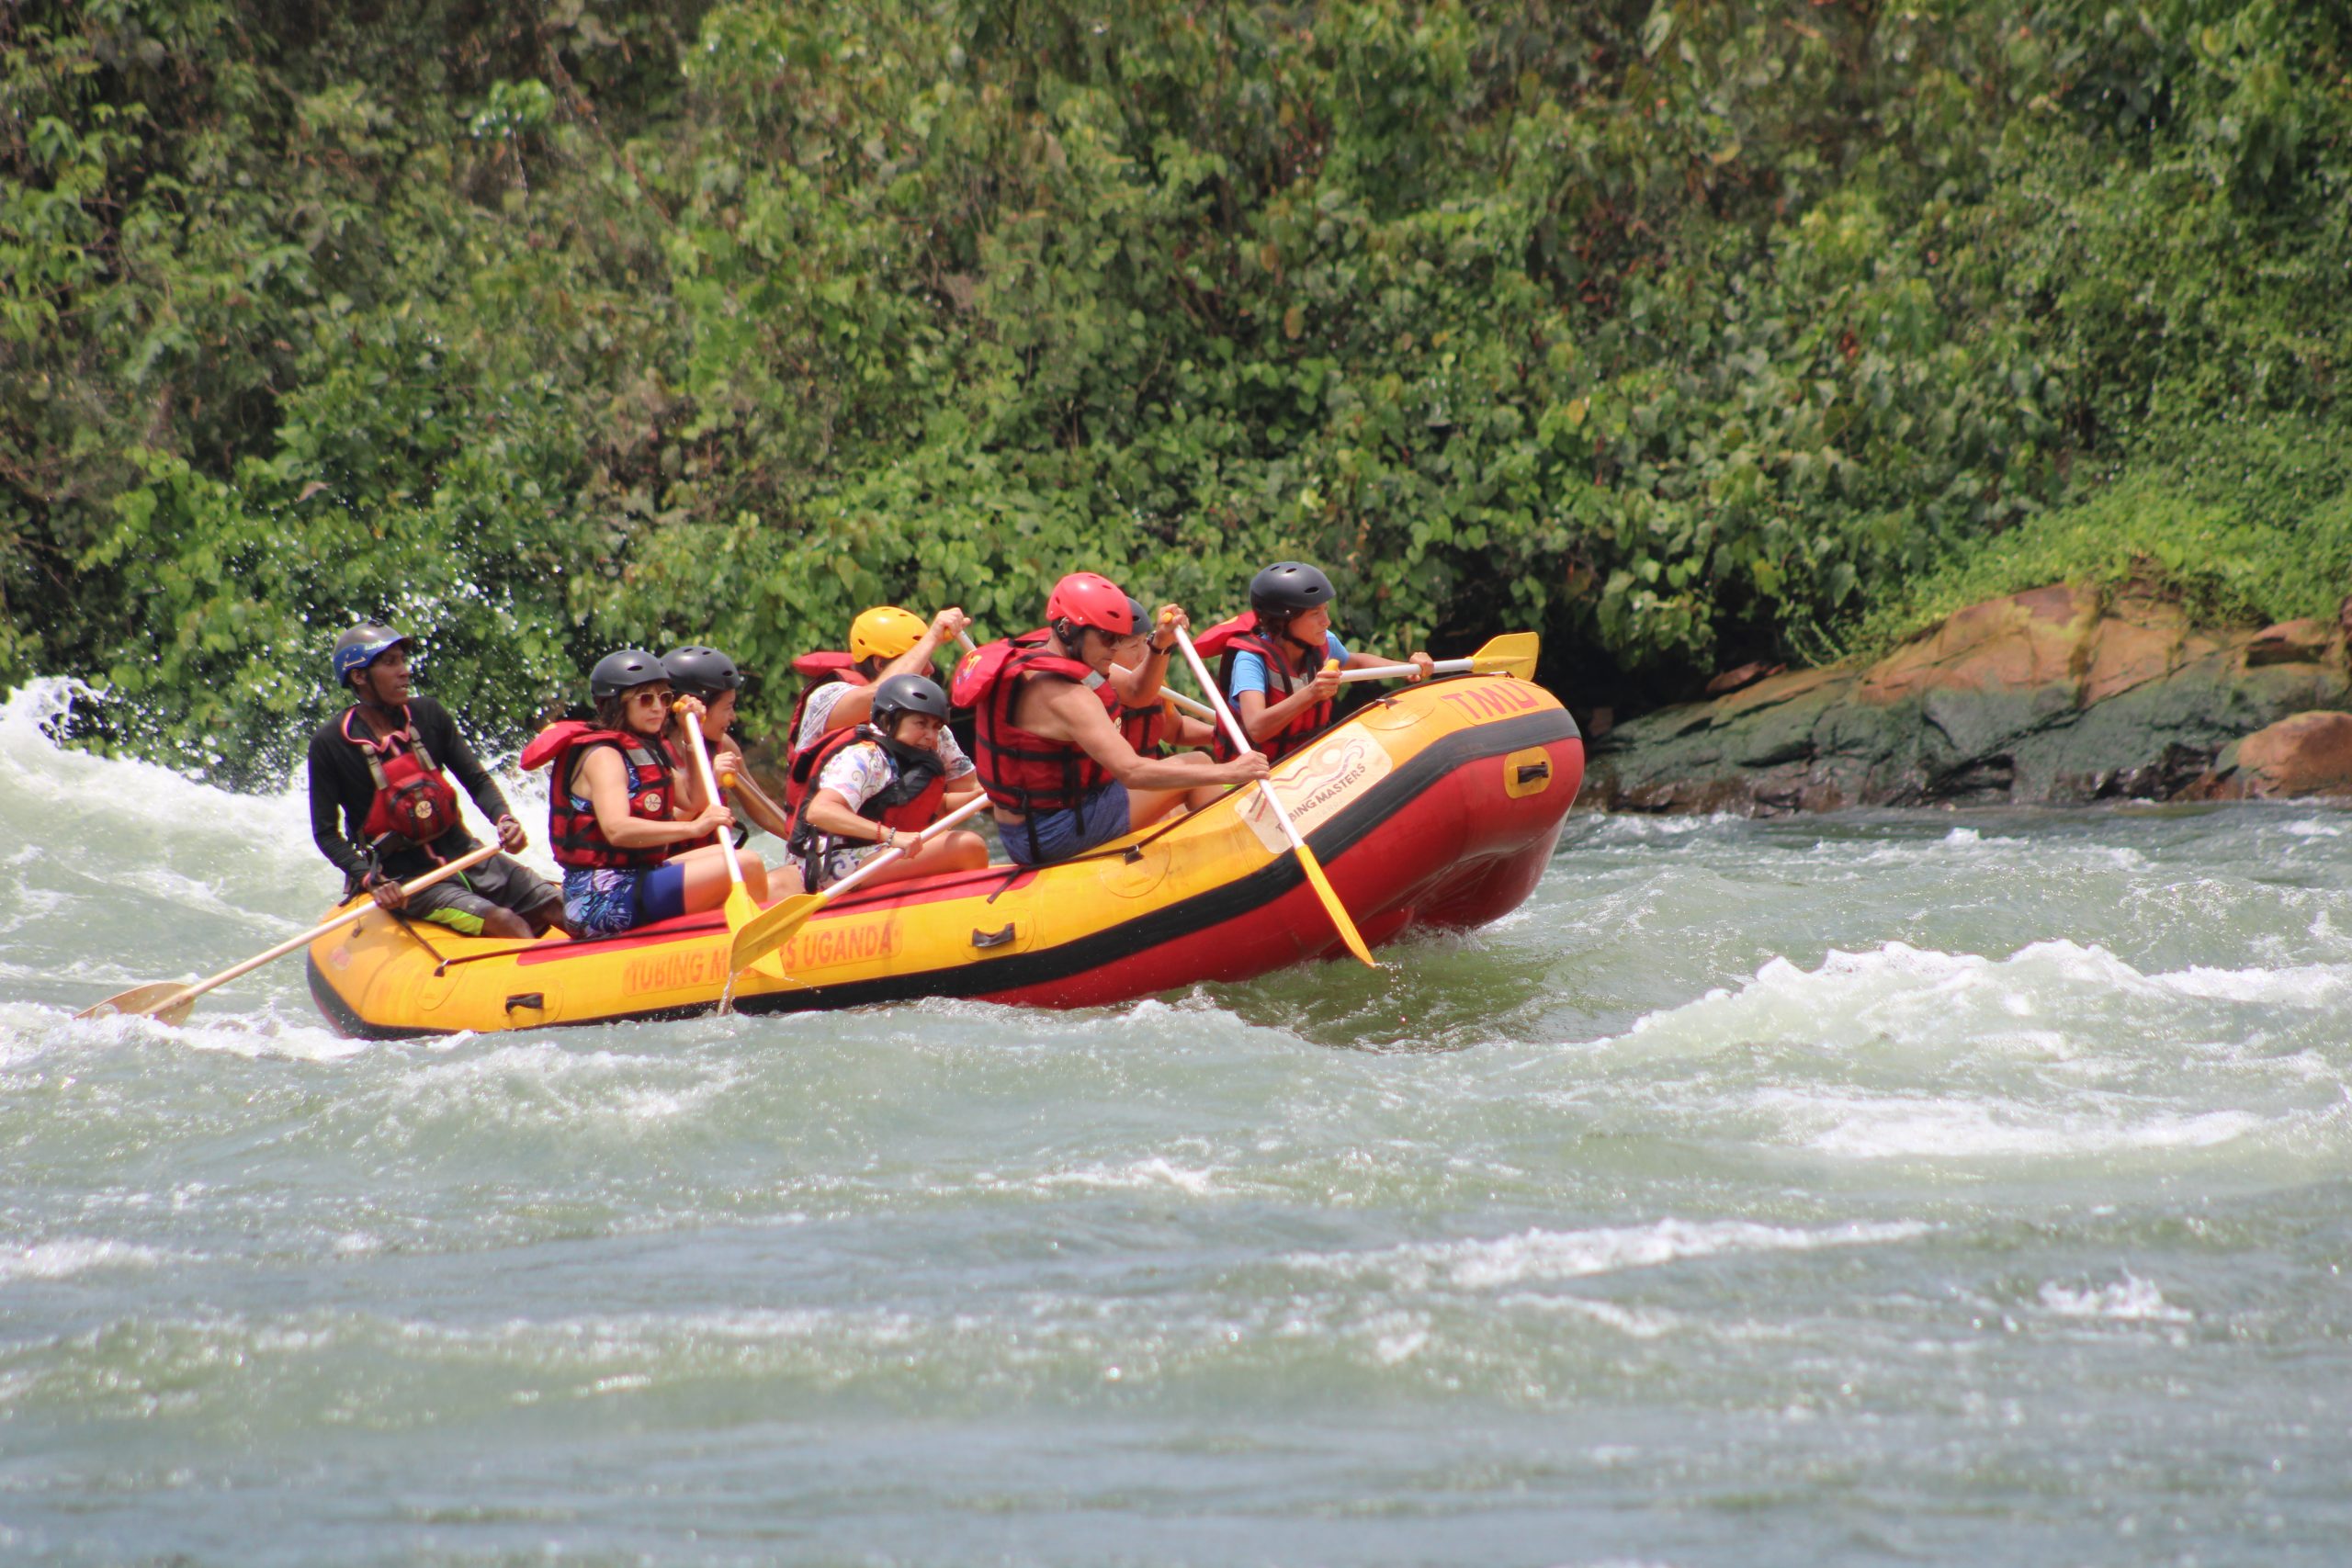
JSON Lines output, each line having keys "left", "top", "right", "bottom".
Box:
{"left": 1516, "top": 761, "right": 1552, "bottom": 785}
{"left": 970, "top": 923, "right": 1018, "bottom": 950}
{"left": 504, "top": 992, "right": 545, "bottom": 1013}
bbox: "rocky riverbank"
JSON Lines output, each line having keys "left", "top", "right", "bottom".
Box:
{"left": 1586, "top": 585, "right": 2352, "bottom": 814}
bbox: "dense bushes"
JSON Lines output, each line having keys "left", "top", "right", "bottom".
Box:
{"left": 4, "top": 1, "right": 2348, "bottom": 777}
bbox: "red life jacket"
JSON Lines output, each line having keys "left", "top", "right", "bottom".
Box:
{"left": 785, "top": 725, "right": 948, "bottom": 888}
{"left": 782, "top": 652, "right": 867, "bottom": 812}
{"left": 955, "top": 629, "right": 1116, "bottom": 821}
{"left": 341, "top": 707, "right": 465, "bottom": 850}
{"left": 1113, "top": 693, "right": 1175, "bottom": 757}
{"left": 521, "top": 720, "right": 676, "bottom": 871}
{"left": 1206, "top": 615, "right": 1332, "bottom": 763}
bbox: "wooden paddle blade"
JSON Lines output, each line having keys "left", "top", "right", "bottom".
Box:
{"left": 75, "top": 982, "right": 196, "bottom": 1025}
{"left": 1293, "top": 840, "right": 1379, "bottom": 968}
{"left": 729, "top": 892, "right": 826, "bottom": 974}
{"left": 1469, "top": 632, "right": 1541, "bottom": 682}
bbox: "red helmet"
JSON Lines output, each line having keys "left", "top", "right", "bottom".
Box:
{"left": 1045, "top": 571, "right": 1136, "bottom": 636}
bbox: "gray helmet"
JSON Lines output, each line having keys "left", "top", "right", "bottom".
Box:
{"left": 662, "top": 644, "right": 741, "bottom": 696}
{"left": 870, "top": 673, "right": 950, "bottom": 728}
{"left": 589, "top": 648, "right": 667, "bottom": 701}
{"left": 333, "top": 624, "right": 409, "bottom": 684}
{"left": 1249, "top": 561, "right": 1335, "bottom": 620}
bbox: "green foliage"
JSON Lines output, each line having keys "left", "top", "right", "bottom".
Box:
{"left": 1851, "top": 417, "right": 2352, "bottom": 649}
{"left": 4, "top": 0, "right": 2349, "bottom": 778}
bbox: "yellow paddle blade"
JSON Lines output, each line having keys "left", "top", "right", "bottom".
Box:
{"left": 75, "top": 981, "right": 195, "bottom": 1026}
{"left": 1469, "top": 632, "right": 1541, "bottom": 682}
{"left": 729, "top": 891, "right": 827, "bottom": 975}
{"left": 1293, "top": 839, "right": 1379, "bottom": 968}
{"left": 724, "top": 885, "right": 788, "bottom": 982}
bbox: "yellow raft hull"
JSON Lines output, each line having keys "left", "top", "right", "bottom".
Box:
{"left": 307, "top": 675, "right": 1584, "bottom": 1036}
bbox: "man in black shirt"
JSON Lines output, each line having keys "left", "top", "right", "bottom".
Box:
{"left": 306, "top": 625, "right": 566, "bottom": 939}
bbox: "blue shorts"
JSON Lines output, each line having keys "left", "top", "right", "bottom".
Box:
{"left": 560, "top": 862, "right": 689, "bottom": 938}
{"left": 1000, "top": 783, "right": 1132, "bottom": 866}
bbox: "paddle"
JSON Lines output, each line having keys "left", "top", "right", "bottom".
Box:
{"left": 674, "top": 698, "right": 781, "bottom": 982}
{"left": 729, "top": 793, "right": 991, "bottom": 975}
{"left": 1335, "top": 632, "right": 1540, "bottom": 685}
{"left": 1170, "top": 625, "right": 1379, "bottom": 969}
{"left": 76, "top": 841, "right": 503, "bottom": 1025}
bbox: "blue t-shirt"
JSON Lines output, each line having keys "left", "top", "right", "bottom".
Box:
{"left": 1228, "top": 631, "right": 1348, "bottom": 700}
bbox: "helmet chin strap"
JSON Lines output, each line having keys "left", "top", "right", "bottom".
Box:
{"left": 870, "top": 718, "right": 935, "bottom": 769}
{"left": 1268, "top": 615, "right": 1324, "bottom": 666}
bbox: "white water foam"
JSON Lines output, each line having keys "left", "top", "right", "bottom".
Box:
{"left": 1294, "top": 1217, "right": 1930, "bottom": 1292}
{"left": 1618, "top": 939, "right": 2352, "bottom": 1063}
{"left": 2038, "top": 1274, "right": 2192, "bottom": 1323}
{"left": 376, "top": 1042, "right": 739, "bottom": 1133}
{"left": 0, "top": 1237, "right": 178, "bottom": 1282}
{"left": 1771, "top": 1092, "right": 2265, "bottom": 1161}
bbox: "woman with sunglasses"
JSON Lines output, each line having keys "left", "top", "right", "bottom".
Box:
{"left": 526, "top": 649, "right": 771, "bottom": 939}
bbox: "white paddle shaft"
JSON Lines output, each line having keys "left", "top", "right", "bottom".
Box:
{"left": 1170, "top": 626, "right": 1311, "bottom": 859}
{"left": 677, "top": 705, "right": 742, "bottom": 888}
{"left": 1338, "top": 658, "right": 1471, "bottom": 683}
{"left": 823, "top": 792, "right": 991, "bottom": 902}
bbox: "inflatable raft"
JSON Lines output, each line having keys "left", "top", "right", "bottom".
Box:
{"left": 305, "top": 675, "right": 1584, "bottom": 1037}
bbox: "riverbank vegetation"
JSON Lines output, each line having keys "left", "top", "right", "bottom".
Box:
{"left": 5, "top": 1, "right": 2347, "bottom": 776}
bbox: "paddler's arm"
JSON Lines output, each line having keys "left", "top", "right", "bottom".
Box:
{"left": 426, "top": 702, "right": 528, "bottom": 851}
{"left": 803, "top": 786, "right": 905, "bottom": 848}
{"left": 707, "top": 740, "right": 796, "bottom": 840}
{"left": 1035, "top": 680, "right": 1268, "bottom": 793}
{"left": 1106, "top": 604, "right": 1187, "bottom": 706}
{"left": 1236, "top": 658, "right": 1342, "bottom": 743}
{"left": 305, "top": 729, "right": 372, "bottom": 882}
{"left": 578, "top": 746, "right": 729, "bottom": 848}
{"left": 877, "top": 607, "right": 973, "bottom": 683}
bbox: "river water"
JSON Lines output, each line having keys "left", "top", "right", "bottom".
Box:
{"left": 4, "top": 677, "right": 2348, "bottom": 1565}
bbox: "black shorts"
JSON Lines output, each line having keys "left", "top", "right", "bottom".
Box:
{"left": 401, "top": 853, "right": 560, "bottom": 935}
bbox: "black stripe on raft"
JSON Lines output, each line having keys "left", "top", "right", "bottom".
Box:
{"left": 313, "top": 706, "right": 1580, "bottom": 1038}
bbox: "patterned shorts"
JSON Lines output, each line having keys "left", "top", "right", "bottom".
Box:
{"left": 561, "top": 863, "right": 687, "bottom": 938}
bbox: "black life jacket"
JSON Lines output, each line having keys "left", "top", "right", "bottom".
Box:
{"left": 341, "top": 706, "right": 464, "bottom": 850}
{"left": 785, "top": 725, "right": 948, "bottom": 888}
{"left": 522, "top": 720, "right": 676, "bottom": 871}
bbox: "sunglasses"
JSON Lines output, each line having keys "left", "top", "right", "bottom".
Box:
{"left": 627, "top": 688, "right": 674, "bottom": 705}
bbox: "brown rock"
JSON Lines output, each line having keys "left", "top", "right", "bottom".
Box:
{"left": 1857, "top": 586, "right": 2091, "bottom": 704}
{"left": 2245, "top": 618, "right": 2335, "bottom": 669}
{"left": 1704, "top": 660, "right": 1786, "bottom": 697}
{"left": 2233, "top": 711, "right": 2352, "bottom": 797}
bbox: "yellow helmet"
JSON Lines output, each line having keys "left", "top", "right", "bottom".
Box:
{"left": 848, "top": 605, "right": 927, "bottom": 663}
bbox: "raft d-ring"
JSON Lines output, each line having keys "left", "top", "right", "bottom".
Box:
{"left": 1503, "top": 746, "right": 1555, "bottom": 798}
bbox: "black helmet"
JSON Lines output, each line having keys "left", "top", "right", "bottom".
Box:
{"left": 1249, "top": 561, "right": 1335, "bottom": 620}
{"left": 662, "top": 644, "right": 741, "bottom": 696}
{"left": 589, "top": 648, "right": 667, "bottom": 701}
{"left": 1125, "top": 595, "right": 1149, "bottom": 631}
{"left": 870, "top": 672, "right": 950, "bottom": 728}
{"left": 332, "top": 624, "right": 409, "bottom": 683}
